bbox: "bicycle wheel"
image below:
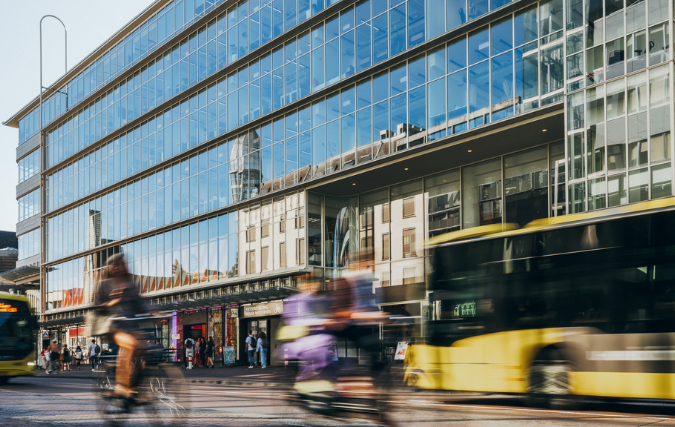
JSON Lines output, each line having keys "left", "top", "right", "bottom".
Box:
{"left": 139, "top": 364, "right": 190, "bottom": 427}
{"left": 95, "top": 361, "right": 130, "bottom": 427}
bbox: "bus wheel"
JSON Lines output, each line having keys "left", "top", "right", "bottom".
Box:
{"left": 527, "top": 357, "right": 577, "bottom": 409}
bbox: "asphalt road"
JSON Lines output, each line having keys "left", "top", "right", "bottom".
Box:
{"left": 3, "top": 376, "right": 675, "bottom": 426}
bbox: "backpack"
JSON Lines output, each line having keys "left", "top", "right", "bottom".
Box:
{"left": 262, "top": 338, "right": 270, "bottom": 348}
{"left": 95, "top": 344, "right": 101, "bottom": 354}
{"left": 185, "top": 339, "right": 193, "bottom": 349}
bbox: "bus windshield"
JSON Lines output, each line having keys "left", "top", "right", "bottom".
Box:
{"left": 0, "top": 299, "right": 32, "bottom": 357}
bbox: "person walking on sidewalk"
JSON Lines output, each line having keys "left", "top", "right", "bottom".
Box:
{"left": 47, "top": 340, "right": 60, "bottom": 374}
{"left": 89, "top": 339, "right": 99, "bottom": 371}
{"left": 184, "top": 336, "right": 195, "bottom": 368}
{"left": 246, "top": 331, "right": 256, "bottom": 368}
{"left": 255, "top": 331, "right": 268, "bottom": 369}
{"left": 61, "top": 345, "right": 71, "bottom": 371}
{"left": 194, "top": 337, "right": 202, "bottom": 367}
{"left": 74, "top": 346, "right": 83, "bottom": 370}
{"left": 200, "top": 338, "right": 207, "bottom": 367}
{"left": 205, "top": 337, "right": 215, "bottom": 368}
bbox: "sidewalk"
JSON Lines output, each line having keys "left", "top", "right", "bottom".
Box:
{"left": 36, "top": 364, "right": 291, "bottom": 387}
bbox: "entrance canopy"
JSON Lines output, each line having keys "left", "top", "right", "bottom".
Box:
{"left": 150, "top": 286, "right": 298, "bottom": 313}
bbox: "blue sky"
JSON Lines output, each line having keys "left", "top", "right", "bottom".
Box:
{"left": 0, "top": 0, "right": 154, "bottom": 232}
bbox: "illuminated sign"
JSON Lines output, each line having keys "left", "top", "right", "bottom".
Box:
{"left": 454, "top": 301, "right": 476, "bottom": 317}
{"left": 0, "top": 303, "right": 17, "bottom": 313}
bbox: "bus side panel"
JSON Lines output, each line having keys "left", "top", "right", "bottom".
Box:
{"left": 568, "top": 332, "right": 675, "bottom": 399}
{"left": 406, "top": 328, "right": 565, "bottom": 392}
{"left": 0, "top": 352, "right": 36, "bottom": 378}
{"left": 571, "top": 372, "right": 675, "bottom": 399}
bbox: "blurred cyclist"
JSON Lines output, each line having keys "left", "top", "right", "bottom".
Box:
{"left": 94, "top": 253, "right": 150, "bottom": 399}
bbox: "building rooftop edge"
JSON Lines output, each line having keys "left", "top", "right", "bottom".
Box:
{"left": 2, "top": 0, "right": 170, "bottom": 129}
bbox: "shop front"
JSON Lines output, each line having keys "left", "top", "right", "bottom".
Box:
{"left": 241, "top": 300, "right": 284, "bottom": 366}
{"left": 148, "top": 285, "right": 299, "bottom": 366}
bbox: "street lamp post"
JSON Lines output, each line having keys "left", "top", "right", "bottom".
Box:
{"left": 39, "top": 15, "right": 68, "bottom": 130}
{"left": 38, "top": 15, "right": 67, "bottom": 368}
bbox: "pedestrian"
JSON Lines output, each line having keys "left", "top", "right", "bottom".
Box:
{"left": 194, "top": 337, "right": 202, "bottom": 367}
{"left": 206, "top": 337, "right": 215, "bottom": 368}
{"left": 61, "top": 345, "right": 71, "bottom": 371}
{"left": 255, "top": 331, "right": 268, "bottom": 369}
{"left": 200, "top": 337, "right": 207, "bottom": 367}
{"left": 184, "top": 336, "right": 195, "bottom": 368}
{"left": 39, "top": 348, "right": 46, "bottom": 370}
{"left": 89, "top": 339, "right": 99, "bottom": 371}
{"left": 246, "top": 331, "right": 256, "bottom": 368}
{"left": 43, "top": 348, "right": 50, "bottom": 371}
{"left": 47, "top": 340, "right": 60, "bottom": 374}
{"left": 74, "top": 346, "right": 83, "bottom": 370}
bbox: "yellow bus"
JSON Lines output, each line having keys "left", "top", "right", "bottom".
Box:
{"left": 405, "top": 197, "right": 675, "bottom": 407}
{"left": 0, "top": 292, "right": 36, "bottom": 383}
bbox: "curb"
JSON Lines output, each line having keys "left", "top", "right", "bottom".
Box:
{"left": 36, "top": 374, "right": 290, "bottom": 388}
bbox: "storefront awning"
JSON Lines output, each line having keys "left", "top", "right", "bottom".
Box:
{"left": 152, "top": 286, "right": 299, "bottom": 313}
{"left": 0, "top": 264, "right": 40, "bottom": 284}
{"left": 39, "top": 315, "right": 85, "bottom": 328}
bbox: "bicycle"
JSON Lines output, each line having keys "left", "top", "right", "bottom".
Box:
{"left": 95, "top": 317, "right": 190, "bottom": 426}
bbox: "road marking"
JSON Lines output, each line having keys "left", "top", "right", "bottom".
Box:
{"left": 404, "top": 401, "right": 675, "bottom": 421}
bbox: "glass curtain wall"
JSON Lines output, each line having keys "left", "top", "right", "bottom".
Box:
{"left": 309, "top": 139, "right": 563, "bottom": 290}
{"left": 566, "top": 63, "right": 672, "bottom": 212}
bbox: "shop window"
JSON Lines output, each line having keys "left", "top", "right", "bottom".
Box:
{"left": 426, "top": 169, "right": 460, "bottom": 237}
{"left": 403, "top": 197, "right": 415, "bottom": 217}
{"left": 504, "top": 146, "right": 548, "bottom": 227}
{"left": 246, "top": 250, "right": 256, "bottom": 274}
{"left": 402, "top": 228, "right": 416, "bottom": 258}
{"left": 261, "top": 246, "right": 269, "bottom": 271}
{"left": 382, "top": 233, "right": 391, "bottom": 261}
{"left": 382, "top": 203, "right": 390, "bottom": 223}
{"left": 550, "top": 141, "right": 567, "bottom": 217}
{"left": 279, "top": 242, "right": 286, "bottom": 268}
{"left": 462, "top": 158, "right": 502, "bottom": 228}
{"left": 381, "top": 271, "right": 390, "bottom": 287}
{"left": 297, "top": 238, "right": 305, "bottom": 265}
{"left": 403, "top": 267, "right": 416, "bottom": 285}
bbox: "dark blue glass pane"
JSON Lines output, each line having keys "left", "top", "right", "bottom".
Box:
{"left": 491, "top": 0, "right": 511, "bottom": 10}
{"left": 427, "top": 0, "right": 446, "bottom": 38}
{"left": 390, "top": 5, "right": 406, "bottom": 56}
{"left": 514, "top": 5, "right": 538, "bottom": 46}
{"left": 469, "top": 61, "right": 490, "bottom": 128}
{"left": 468, "top": 0, "right": 488, "bottom": 20}
{"left": 468, "top": 27, "right": 489, "bottom": 65}
{"left": 491, "top": 17, "right": 513, "bottom": 56}
{"left": 407, "top": 0, "right": 425, "bottom": 48}
{"left": 447, "top": 70, "right": 467, "bottom": 122}
{"left": 373, "top": 71, "right": 388, "bottom": 103}
{"left": 390, "top": 64, "right": 407, "bottom": 95}
{"left": 408, "top": 55, "right": 426, "bottom": 88}
{"left": 491, "top": 51, "right": 514, "bottom": 121}
{"left": 356, "top": 23, "right": 371, "bottom": 72}
{"left": 372, "top": 14, "right": 388, "bottom": 64}
{"left": 447, "top": 37, "right": 467, "bottom": 72}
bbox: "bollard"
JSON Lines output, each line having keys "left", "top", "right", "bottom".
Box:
{"left": 188, "top": 353, "right": 193, "bottom": 370}
{"left": 284, "top": 347, "right": 288, "bottom": 369}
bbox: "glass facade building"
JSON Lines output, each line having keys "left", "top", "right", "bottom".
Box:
{"left": 5, "top": 0, "right": 674, "bottom": 360}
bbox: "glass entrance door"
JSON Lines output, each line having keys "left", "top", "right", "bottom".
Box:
{"left": 247, "top": 319, "right": 268, "bottom": 365}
